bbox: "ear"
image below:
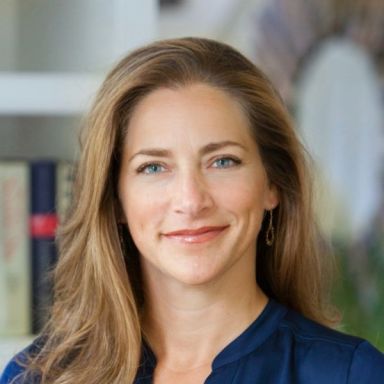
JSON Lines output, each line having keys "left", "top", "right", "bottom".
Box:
{"left": 265, "top": 183, "right": 279, "bottom": 210}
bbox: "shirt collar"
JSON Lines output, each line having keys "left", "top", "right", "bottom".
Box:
{"left": 137, "top": 298, "right": 288, "bottom": 374}
{"left": 211, "top": 298, "right": 287, "bottom": 369}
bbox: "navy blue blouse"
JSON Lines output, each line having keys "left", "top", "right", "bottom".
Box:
{"left": 2, "top": 299, "right": 384, "bottom": 383}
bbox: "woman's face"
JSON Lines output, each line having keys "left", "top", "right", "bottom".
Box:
{"left": 118, "top": 83, "right": 278, "bottom": 287}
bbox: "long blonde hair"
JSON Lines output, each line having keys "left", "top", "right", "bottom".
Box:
{"left": 26, "top": 37, "right": 337, "bottom": 383}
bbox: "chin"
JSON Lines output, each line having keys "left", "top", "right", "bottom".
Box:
{"left": 168, "top": 263, "right": 226, "bottom": 287}
{"left": 173, "top": 275, "right": 218, "bottom": 287}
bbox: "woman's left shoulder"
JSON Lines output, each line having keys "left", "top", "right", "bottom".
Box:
{"left": 346, "top": 339, "right": 384, "bottom": 383}
{"left": 281, "top": 307, "right": 384, "bottom": 383}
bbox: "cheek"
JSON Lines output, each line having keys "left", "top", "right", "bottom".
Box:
{"left": 212, "top": 176, "right": 269, "bottom": 240}
{"left": 121, "top": 183, "right": 165, "bottom": 239}
{"left": 213, "top": 176, "right": 267, "bottom": 213}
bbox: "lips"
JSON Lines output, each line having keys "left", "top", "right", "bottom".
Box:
{"left": 162, "top": 226, "right": 229, "bottom": 244}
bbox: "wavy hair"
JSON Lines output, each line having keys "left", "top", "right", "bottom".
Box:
{"left": 25, "top": 37, "right": 337, "bottom": 383}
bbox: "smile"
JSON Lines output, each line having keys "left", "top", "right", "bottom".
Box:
{"left": 162, "top": 226, "right": 229, "bottom": 244}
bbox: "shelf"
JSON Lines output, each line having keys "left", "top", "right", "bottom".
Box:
{"left": 0, "top": 73, "right": 102, "bottom": 115}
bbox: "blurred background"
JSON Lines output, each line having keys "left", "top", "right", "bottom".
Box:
{"left": 0, "top": 0, "right": 383, "bottom": 367}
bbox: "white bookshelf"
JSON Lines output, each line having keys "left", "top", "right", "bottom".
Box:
{"left": 0, "top": 0, "right": 157, "bottom": 368}
{"left": 0, "top": 73, "right": 102, "bottom": 116}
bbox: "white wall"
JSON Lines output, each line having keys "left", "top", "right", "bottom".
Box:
{"left": 17, "top": 0, "right": 157, "bottom": 72}
{"left": 0, "top": 0, "right": 18, "bottom": 70}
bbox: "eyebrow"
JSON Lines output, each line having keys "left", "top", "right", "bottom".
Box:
{"left": 199, "top": 141, "right": 247, "bottom": 156}
{"left": 128, "top": 140, "right": 246, "bottom": 162}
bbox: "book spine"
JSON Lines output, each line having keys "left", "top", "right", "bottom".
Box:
{"left": 0, "top": 162, "right": 31, "bottom": 336}
{"left": 56, "top": 161, "right": 74, "bottom": 224}
{"left": 30, "top": 161, "right": 57, "bottom": 334}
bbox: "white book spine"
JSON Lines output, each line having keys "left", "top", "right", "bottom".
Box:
{"left": 0, "top": 162, "right": 30, "bottom": 336}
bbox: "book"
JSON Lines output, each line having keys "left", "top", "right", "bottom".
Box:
{"left": 30, "top": 160, "right": 58, "bottom": 334}
{"left": 0, "top": 161, "right": 31, "bottom": 336}
{"left": 56, "top": 161, "right": 74, "bottom": 224}
{"left": 0, "top": 159, "right": 75, "bottom": 336}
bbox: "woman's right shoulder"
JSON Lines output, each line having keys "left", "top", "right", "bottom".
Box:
{"left": 0, "top": 339, "right": 42, "bottom": 384}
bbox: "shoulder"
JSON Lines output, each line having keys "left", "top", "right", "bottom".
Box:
{"left": 212, "top": 300, "right": 384, "bottom": 383}
{"left": 347, "top": 340, "right": 384, "bottom": 383}
{"left": 280, "top": 307, "right": 364, "bottom": 348}
{"left": 0, "top": 340, "right": 42, "bottom": 384}
{"left": 276, "top": 306, "right": 384, "bottom": 383}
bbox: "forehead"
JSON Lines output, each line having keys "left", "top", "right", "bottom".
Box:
{"left": 125, "top": 83, "right": 255, "bottom": 150}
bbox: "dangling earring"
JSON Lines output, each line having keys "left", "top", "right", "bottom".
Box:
{"left": 265, "top": 209, "right": 274, "bottom": 246}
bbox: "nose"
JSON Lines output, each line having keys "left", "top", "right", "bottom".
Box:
{"left": 172, "top": 168, "right": 214, "bottom": 217}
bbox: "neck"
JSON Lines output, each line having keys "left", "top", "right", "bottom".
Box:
{"left": 141, "top": 255, "right": 268, "bottom": 371}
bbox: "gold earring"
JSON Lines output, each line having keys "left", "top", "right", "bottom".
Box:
{"left": 266, "top": 210, "right": 274, "bottom": 246}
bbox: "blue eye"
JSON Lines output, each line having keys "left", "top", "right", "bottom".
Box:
{"left": 137, "top": 163, "right": 166, "bottom": 174}
{"left": 212, "top": 157, "right": 241, "bottom": 169}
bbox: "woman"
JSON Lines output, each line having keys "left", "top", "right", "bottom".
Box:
{"left": 1, "top": 37, "right": 383, "bottom": 384}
